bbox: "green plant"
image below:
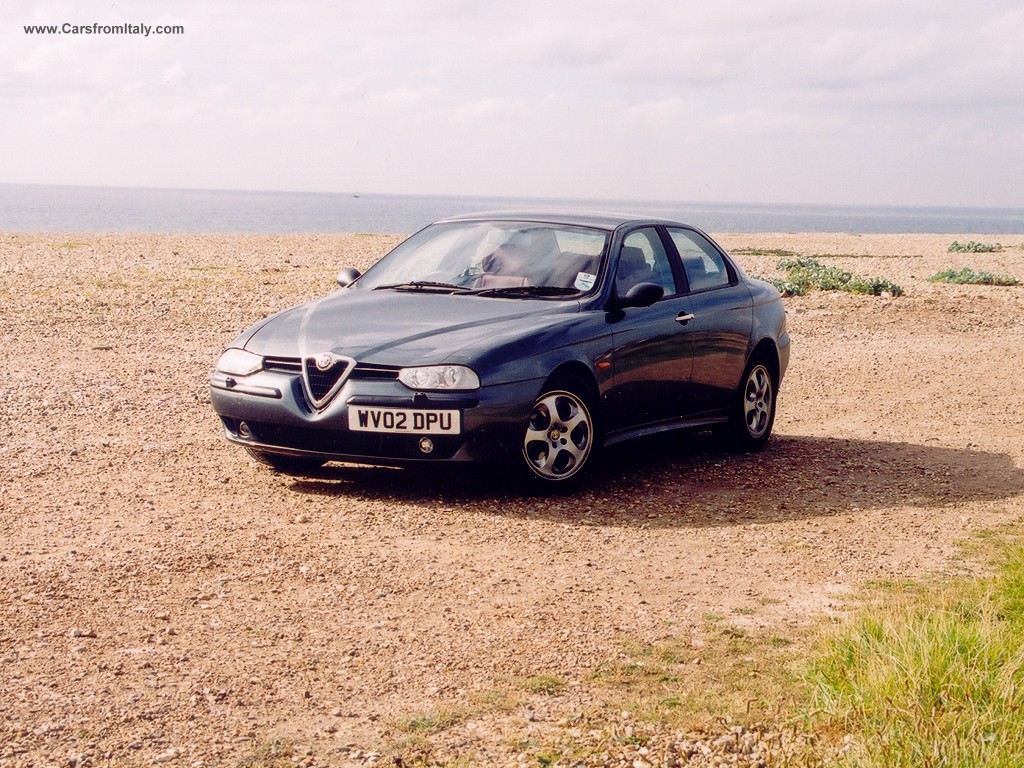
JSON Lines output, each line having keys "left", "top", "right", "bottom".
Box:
{"left": 767, "top": 257, "right": 904, "bottom": 297}
{"left": 948, "top": 241, "right": 1000, "bottom": 253}
{"left": 846, "top": 276, "right": 907, "bottom": 296}
{"left": 761, "top": 276, "right": 809, "bottom": 297}
{"left": 928, "top": 267, "right": 1020, "bottom": 286}
{"left": 777, "top": 257, "right": 855, "bottom": 290}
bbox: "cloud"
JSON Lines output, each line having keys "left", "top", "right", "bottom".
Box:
{"left": 2, "top": 0, "right": 1023, "bottom": 205}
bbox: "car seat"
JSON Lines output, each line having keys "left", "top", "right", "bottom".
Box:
{"left": 616, "top": 246, "right": 652, "bottom": 293}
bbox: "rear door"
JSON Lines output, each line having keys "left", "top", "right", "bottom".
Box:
{"left": 665, "top": 228, "right": 753, "bottom": 417}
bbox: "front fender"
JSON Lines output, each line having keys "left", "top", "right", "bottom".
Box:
{"left": 450, "top": 313, "right": 613, "bottom": 390}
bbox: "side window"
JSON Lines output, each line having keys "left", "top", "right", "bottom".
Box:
{"left": 668, "top": 229, "right": 732, "bottom": 292}
{"left": 616, "top": 228, "right": 677, "bottom": 296}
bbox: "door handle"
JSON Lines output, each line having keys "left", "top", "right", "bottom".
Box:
{"left": 675, "top": 312, "right": 695, "bottom": 325}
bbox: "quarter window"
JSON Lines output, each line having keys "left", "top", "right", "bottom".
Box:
{"left": 668, "top": 229, "right": 732, "bottom": 292}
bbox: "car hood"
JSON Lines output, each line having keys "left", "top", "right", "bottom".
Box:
{"left": 239, "top": 288, "right": 581, "bottom": 365}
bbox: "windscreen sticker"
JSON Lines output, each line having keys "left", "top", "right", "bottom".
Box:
{"left": 574, "top": 272, "right": 597, "bottom": 291}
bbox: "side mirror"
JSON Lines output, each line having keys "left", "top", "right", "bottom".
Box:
{"left": 336, "top": 266, "right": 361, "bottom": 287}
{"left": 617, "top": 281, "right": 664, "bottom": 309}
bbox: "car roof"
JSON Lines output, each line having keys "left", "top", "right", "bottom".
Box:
{"left": 436, "top": 210, "right": 689, "bottom": 231}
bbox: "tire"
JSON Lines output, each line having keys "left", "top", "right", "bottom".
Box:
{"left": 728, "top": 358, "right": 777, "bottom": 452}
{"left": 518, "top": 375, "right": 599, "bottom": 489}
{"left": 245, "top": 448, "right": 326, "bottom": 474}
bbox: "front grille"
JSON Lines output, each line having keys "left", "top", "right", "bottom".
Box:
{"left": 303, "top": 358, "right": 352, "bottom": 402}
{"left": 263, "top": 356, "right": 302, "bottom": 374}
{"left": 350, "top": 364, "right": 400, "bottom": 381}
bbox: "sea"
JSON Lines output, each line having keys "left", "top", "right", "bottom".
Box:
{"left": 2, "top": 183, "right": 1024, "bottom": 235}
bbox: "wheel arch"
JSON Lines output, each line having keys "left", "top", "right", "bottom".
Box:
{"left": 540, "top": 364, "right": 602, "bottom": 430}
{"left": 542, "top": 360, "right": 601, "bottom": 402}
{"left": 517, "top": 361, "right": 602, "bottom": 489}
{"left": 539, "top": 359, "right": 604, "bottom": 443}
{"left": 748, "top": 337, "right": 781, "bottom": 383}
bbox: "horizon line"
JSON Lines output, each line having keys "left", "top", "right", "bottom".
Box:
{"left": 2, "top": 180, "right": 1023, "bottom": 213}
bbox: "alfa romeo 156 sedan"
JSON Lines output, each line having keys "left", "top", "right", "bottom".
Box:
{"left": 210, "top": 212, "right": 790, "bottom": 488}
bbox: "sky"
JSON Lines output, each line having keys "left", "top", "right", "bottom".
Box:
{"left": 3, "top": 0, "right": 1024, "bottom": 208}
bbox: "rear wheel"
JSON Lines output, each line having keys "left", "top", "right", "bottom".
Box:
{"left": 518, "top": 375, "right": 599, "bottom": 488}
{"left": 245, "top": 448, "right": 326, "bottom": 474}
{"left": 728, "top": 359, "right": 777, "bottom": 452}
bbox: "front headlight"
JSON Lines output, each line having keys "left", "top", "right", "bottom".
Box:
{"left": 215, "top": 348, "right": 264, "bottom": 377}
{"left": 398, "top": 365, "right": 480, "bottom": 391}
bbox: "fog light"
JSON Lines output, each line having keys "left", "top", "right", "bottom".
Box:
{"left": 418, "top": 437, "right": 434, "bottom": 454}
{"left": 238, "top": 421, "right": 252, "bottom": 439}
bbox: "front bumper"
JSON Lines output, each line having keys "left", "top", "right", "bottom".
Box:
{"left": 210, "top": 368, "right": 540, "bottom": 466}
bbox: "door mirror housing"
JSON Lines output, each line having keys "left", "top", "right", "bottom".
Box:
{"left": 336, "top": 266, "right": 361, "bottom": 287}
{"left": 613, "top": 281, "right": 664, "bottom": 310}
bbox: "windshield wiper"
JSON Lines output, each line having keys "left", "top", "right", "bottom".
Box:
{"left": 472, "top": 285, "right": 580, "bottom": 298}
{"left": 373, "top": 281, "right": 475, "bottom": 293}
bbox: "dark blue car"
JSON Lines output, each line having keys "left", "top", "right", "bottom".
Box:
{"left": 210, "top": 212, "right": 790, "bottom": 488}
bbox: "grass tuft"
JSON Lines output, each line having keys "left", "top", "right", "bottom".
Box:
{"left": 235, "top": 738, "right": 295, "bottom": 767}
{"left": 522, "top": 674, "right": 566, "bottom": 695}
{"left": 732, "top": 247, "right": 800, "bottom": 258}
{"left": 391, "top": 704, "right": 469, "bottom": 734}
{"left": 806, "top": 538, "right": 1024, "bottom": 767}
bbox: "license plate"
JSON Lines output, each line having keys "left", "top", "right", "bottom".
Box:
{"left": 348, "top": 406, "right": 461, "bottom": 435}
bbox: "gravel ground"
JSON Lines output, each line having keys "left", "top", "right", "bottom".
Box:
{"left": 2, "top": 231, "right": 1023, "bottom": 767}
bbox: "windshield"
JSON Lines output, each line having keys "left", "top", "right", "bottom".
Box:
{"left": 354, "top": 221, "right": 610, "bottom": 297}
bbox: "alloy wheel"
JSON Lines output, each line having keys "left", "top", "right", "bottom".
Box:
{"left": 522, "top": 389, "right": 593, "bottom": 481}
{"left": 743, "top": 364, "right": 773, "bottom": 439}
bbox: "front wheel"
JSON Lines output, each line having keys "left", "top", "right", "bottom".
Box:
{"left": 728, "top": 360, "right": 777, "bottom": 452}
{"left": 518, "top": 377, "right": 598, "bottom": 488}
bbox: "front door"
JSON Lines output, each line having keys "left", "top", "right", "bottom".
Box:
{"left": 606, "top": 227, "right": 695, "bottom": 433}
